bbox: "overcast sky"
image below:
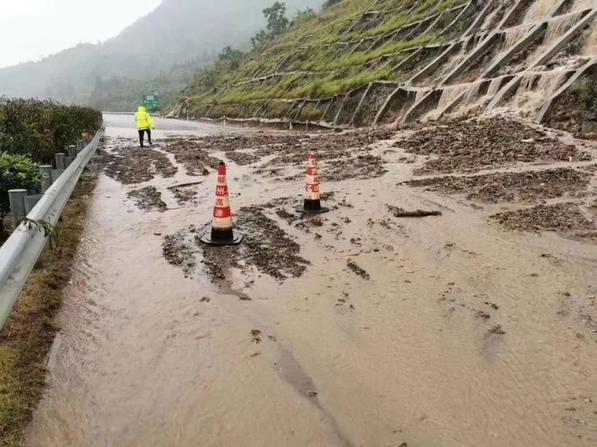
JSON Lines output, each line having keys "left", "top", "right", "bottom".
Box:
{"left": 0, "top": 0, "right": 162, "bottom": 68}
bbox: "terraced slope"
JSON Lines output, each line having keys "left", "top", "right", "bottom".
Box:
{"left": 173, "top": 0, "right": 597, "bottom": 135}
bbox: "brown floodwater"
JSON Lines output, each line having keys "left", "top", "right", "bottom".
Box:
{"left": 26, "top": 114, "right": 597, "bottom": 447}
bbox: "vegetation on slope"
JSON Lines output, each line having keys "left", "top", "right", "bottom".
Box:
{"left": 178, "top": 0, "right": 470, "bottom": 118}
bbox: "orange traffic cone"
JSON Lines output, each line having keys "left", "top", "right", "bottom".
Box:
{"left": 200, "top": 161, "right": 243, "bottom": 246}
{"left": 297, "top": 149, "right": 329, "bottom": 214}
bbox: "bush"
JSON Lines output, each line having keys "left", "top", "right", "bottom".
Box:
{"left": 0, "top": 98, "right": 102, "bottom": 164}
{"left": 0, "top": 153, "right": 41, "bottom": 240}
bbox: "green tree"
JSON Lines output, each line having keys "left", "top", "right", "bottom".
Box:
{"left": 264, "top": 2, "right": 289, "bottom": 37}
{"left": 251, "top": 2, "right": 290, "bottom": 49}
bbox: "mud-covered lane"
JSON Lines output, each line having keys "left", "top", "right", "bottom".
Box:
{"left": 26, "top": 115, "right": 597, "bottom": 447}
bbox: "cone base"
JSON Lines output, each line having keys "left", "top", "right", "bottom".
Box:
{"left": 296, "top": 206, "right": 330, "bottom": 215}
{"left": 199, "top": 229, "right": 244, "bottom": 246}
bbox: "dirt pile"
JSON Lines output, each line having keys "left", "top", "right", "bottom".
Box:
{"left": 395, "top": 118, "right": 591, "bottom": 174}
{"left": 406, "top": 168, "right": 592, "bottom": 203}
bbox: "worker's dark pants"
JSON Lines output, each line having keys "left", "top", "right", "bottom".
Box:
{"left": 138, "top": 129, "right": 152, "bottom": 147}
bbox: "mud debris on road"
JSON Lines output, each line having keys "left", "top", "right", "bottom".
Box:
{"left": 395, "top": 117, "right": 592, "bottom": 175}
{"left": 162, "top": 205, "right": 310, "bottom": 282}
{"left": 406, "top": 168, "right": 593, "bottom": 203}
{"left": 163, "top": 137, "right": 222, "bottom": 175}
{"left": 32, "top": 117, "right": 597, "bottom": 447}
{"left": 491, "top": 203, "right": 596, "bottom": 234}
{"left": 387, "top": 205, "right": 442, "bottom": 217}
{"left": 127, "top": 186, "right": 167, "bottom": 212}
{"left": 346, "top": 260, "right": 370, "bottom": 280}
{"left": 104, "top": 140, "right": 177, "bottom": 184}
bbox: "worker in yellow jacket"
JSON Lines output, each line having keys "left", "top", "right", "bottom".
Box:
{"left": 135, "top": 106, "right": 156, "bottom": 147}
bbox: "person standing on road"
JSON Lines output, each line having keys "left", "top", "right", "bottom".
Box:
{"left": 135, "top": 106, "right": 156, "bottom": 147}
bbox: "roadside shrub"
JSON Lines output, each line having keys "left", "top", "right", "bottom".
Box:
{"left": 0, "top": 98, "right": 102, "bottom": 164}
{"left": 0, "top": 152, "right": 41, "bottom": 240}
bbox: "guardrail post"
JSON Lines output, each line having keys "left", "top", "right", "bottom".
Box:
{"left": 39, "top": 165, "right": 52, "bottom": 192}
{"left": 77, "top": 140, "right": 85, "bottom": 154}
{"left": 24, "top": 195, "right": 43, "bottom": 214}
{"left": 8, "top": 189, "right": 27, "bottom": 226}
{"left": 0, "top": 127, "right": 104, "bottom": 331}
{"left": 50, "top": 169, "right": 62, "bottom": 183}
{"left": 64, "top": 156, "right": 74, "bottom": 167}
{"left": 67, "top": 145, "right": 77, "bottom": 157}
{"left": 55, "top": 153, "right": 66, "bottom": 170}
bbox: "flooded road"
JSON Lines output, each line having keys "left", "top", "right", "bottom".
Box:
{"left": 26, "top": 114, "right": 597, "bottom": 446}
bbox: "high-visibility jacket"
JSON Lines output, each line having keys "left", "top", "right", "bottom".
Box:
{"left": 135, "top": 107, "right": 156, "bottom": 130}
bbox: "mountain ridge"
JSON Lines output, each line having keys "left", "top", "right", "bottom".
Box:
{"left": 0, "top": 0, "right": 323, "bottom": 109}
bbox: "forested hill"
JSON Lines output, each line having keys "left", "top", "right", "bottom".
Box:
{"left": 0, "top": 0, "right": 322, "bottom": 110}
{"left": 173, "top": 0, "right": 597, "bottom": 136}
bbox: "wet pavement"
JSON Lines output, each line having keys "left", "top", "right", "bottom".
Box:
{"left": 26, "top": 114, "right": 597, "bottom": 446}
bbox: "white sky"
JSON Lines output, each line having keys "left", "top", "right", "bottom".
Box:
{"left": 0, "top": 0, "right": 162, "bottom": 68}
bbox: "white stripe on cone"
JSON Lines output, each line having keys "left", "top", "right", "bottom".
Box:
{"left": 212, "top": 165, "right": 234, "bottom": 230}
{"left": 305, "top": 151, "right": 321, "bottom": 201}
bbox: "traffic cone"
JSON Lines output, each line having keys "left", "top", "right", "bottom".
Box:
{"left": 297, "top": 149, "right": 329, "bottom": 214}
{"left": 200, "top": 161, "right": 243, "bottom": 246}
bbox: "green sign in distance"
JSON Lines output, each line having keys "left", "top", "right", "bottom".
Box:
{"left": 143, "top": 94, "right": 160, "bottom": 112}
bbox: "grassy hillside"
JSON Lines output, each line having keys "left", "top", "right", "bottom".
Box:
{"left": 175, "top": 0, "right": 597, "bottom": 133}
{"left": 177, "top": 0, "right": 470, "bottom": 118}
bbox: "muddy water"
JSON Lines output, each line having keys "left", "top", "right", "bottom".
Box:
{"left": 26, "top": 115, "right": 597, "bottom": 446}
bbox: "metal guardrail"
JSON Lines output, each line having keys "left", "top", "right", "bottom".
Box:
{"left": 0, "top": 128, "right": 104, "bottom": 330}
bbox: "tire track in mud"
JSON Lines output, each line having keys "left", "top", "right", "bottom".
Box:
{"left": 219, "top": 283, "right": 354, "bottom": 447}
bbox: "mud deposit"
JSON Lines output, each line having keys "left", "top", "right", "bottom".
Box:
{"left": 406, "top": 168, "right": 592, "bottom": 203}
{"left": 28, "top": 117, "right": 597, "bottom": 447}
{"left": 163, "top": 206, "right": 310, "bottom": 281}
{"left": 163, "top": 137, "right": 222, "bottom": 175}
{"left": 173, "top": 129, "right": 393, "bottom": 181}
{"left": 491, "top": 203, "right": 596, "bottom": 234}
{"left": 127, "top": 186, "right": 167, "bottom": 212}
{"left": 396, "top": 117, "right": 591, "bottom": 174}
{"left": 104, "top": 139, "right": 177, "bottom": 184}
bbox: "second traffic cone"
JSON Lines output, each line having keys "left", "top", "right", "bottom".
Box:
{"left": 200, "top": 161, "right": 243, "bottom": 246}
{"left": 297, "top": 149, "right": 329, "bottom": 214}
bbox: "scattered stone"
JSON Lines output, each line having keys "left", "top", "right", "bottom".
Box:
{"left": 347, "top": 260, "right": 370, "bottom": 280}
{"left": 489, "top": 325, "right": 506, "bottom": 335}
{"left": 251, "top": 329, "right": 262, "bottom": 343}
